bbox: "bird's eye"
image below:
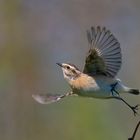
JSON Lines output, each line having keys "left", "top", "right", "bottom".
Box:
{"left": 66, "top": 66, "right": 70, "bottom": 69}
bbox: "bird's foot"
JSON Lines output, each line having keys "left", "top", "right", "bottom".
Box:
{"left": 131, "top": 104, "right": 139, "bottom": 116}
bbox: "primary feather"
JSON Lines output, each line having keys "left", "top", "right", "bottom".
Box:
{"left": 83, "top": 26, "right": 122, "bottom": 77}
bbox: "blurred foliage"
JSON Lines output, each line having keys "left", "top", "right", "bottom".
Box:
{"left": 0, "top": 0, "right": 140, "bottom": 140}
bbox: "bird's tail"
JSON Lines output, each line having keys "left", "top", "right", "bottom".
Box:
{"left": 116, "top": 79, "right": 140, "bottom": 95}
{"left": 128, "top": 89, "right": 140, "bottom": 95}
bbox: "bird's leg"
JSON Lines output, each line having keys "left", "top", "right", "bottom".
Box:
{"left": 108, "top": 95, "right": 139, "bottom": 116}
{"left": 110, "top": 82, "right": 139, "bottom": 115}
{"left": 112, "top": 88, "right": 139, "bottom": 116}
{"left": 111, "top": 82, "right": 119, "bottom": 96}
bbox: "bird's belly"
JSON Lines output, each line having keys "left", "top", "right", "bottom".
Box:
{"left": 75, "top": 86, "right": 112, "bottom": 98}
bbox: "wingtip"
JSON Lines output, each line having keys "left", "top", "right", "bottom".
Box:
{"left": 32, "top": 93, "right": 64, "bottom": 105}
{"left": 32, "top": 94, "right": 50, "bottom": 104}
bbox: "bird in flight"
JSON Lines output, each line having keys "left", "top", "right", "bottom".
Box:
{"left": 32, "top": 26, "right": 139, "bottom": 116}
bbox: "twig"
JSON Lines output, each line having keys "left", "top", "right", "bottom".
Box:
{"left": 128, "top": 121, "right": 140, "bottom": 140}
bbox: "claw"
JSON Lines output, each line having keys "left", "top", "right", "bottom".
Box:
{"left": 131, "top": 104, "right": 139, "bottom": 116}
{"left": 108, "top": 96, "right": 139, "bottom": 116}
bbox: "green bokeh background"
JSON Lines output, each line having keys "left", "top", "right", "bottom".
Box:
{"left": 0, "top": 0, "right": 140, "bottom": 140}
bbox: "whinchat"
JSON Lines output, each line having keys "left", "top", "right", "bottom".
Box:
{"left": 32, "top": 26, "right": 139, "bottom": 116}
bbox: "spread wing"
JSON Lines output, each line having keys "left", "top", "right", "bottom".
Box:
{"left": 83, "top": 26, "right": 122, "bottom": 77}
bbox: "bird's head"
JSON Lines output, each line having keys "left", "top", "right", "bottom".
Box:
{"left": 56, "top": 63, "right": 81, "bottom": 81}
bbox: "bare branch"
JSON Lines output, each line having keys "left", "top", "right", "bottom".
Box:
{"left": 128, "top": 121, "right": 140, "bottom": 140}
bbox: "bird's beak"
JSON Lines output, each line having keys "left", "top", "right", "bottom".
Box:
{"left": 56, "top": 63, "right": 63, "bottom": 67}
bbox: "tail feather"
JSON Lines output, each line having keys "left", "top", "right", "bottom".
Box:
{"left": 129, "top": 89, "right": 140, "bottom": 95}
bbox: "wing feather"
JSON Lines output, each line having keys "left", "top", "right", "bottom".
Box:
{"left": 83, "top": 26, "right": 122, "bottom": 77}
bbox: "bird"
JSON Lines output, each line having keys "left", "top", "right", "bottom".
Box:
{"left": 32, "top": 26, "right": 139, "bottom": 116}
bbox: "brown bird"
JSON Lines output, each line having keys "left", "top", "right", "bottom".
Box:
{"left": 32, "top": 26, "right": 139, "bottom": 115}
